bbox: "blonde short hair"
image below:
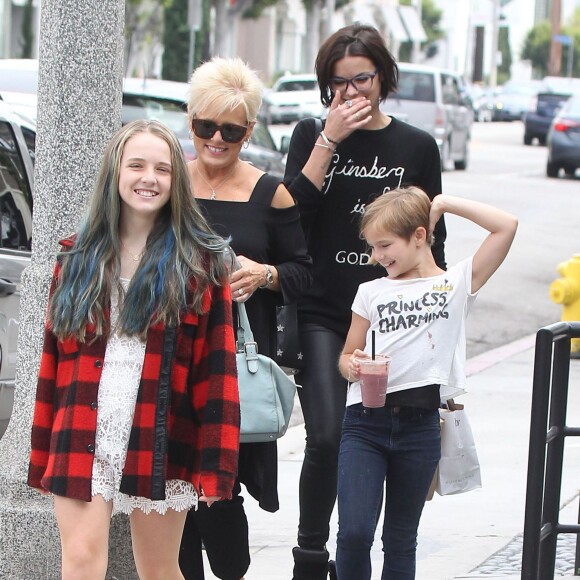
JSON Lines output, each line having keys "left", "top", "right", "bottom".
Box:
{"left": 361, "top": 186, "right": 434, "bottom": 246}
{"left": 187, "top": 57, "right": 263, "bottom": 126}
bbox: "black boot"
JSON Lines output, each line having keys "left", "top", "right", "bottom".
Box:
{"left": 328, "top": 559, "right": 337, "bottom": 580}
{"left": 292, "top": 546, "right": 330, "bottom": 580}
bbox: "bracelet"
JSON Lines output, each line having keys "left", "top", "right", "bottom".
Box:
{"left": 321, "top": 130, "right": 339, "bottom": 145}
{"left": 318, "top": 131, "right": 336, "bottom": 150}
{"left": 314, "top": 142, "right": 335, "bottom": 152}
{"left": 259, "top": 264, "right": 274, "bottom": 288}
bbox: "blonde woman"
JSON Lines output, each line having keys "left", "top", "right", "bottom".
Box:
{"left": 179, "top": 57, "right": 312, "bottom": 580}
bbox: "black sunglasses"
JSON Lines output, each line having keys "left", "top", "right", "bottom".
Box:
{"left": 191, "top": 118, "right": 248, "bottom": 144}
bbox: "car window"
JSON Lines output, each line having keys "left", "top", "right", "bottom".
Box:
{"left": 21, "top": 126, "right": 36, "bottom": 164}
{"left": 563, "top": 97, "right": 580, "bottom": 116}
{"left": 0, "top": 121, "right": 33, "bottom": 251}
{"left": 442, "top": 74, "right": 460, "bottom": 105}
{"left": 396, "top": 71, "right": 435, "bottom": 102}
{"left": 122, "top": 94, "right": 189, "bottom": 139}
{"left": 251, "top": 122, "right": 277, "bottom": 151}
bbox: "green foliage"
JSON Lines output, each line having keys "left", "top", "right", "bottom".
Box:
{"left": 162, "top": 0, "right": 191, "bottom": 81}
{"left": 522, "top": 10, "right": 580, "bottom": 78}
{"left": 243, "top": 0, "right": 281, "bottom": 19}
{"left": 497, "top": 26, "right": 512, "bottom": 85}
{"left": 398, "top": 0, "right": 444, "bottom": 61}
{"left": 521, "top": 21, "right": 551, "bottom": 77}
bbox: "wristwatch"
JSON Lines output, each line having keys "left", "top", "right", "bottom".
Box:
{"left": 261, "top": 264, "right": 274, "bottom": 288}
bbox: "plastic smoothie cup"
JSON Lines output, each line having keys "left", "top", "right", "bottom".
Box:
{"left": 356, "top": 355, "right": 391, "bottom": 408}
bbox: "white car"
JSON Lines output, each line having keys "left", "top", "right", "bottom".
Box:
{"left": 261, "top": 74, "right": 326, "bottom": 124}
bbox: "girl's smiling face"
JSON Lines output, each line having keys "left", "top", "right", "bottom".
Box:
{"left": 118, "top": 132, "right": 172, "bottom": 219}
{"left": 364, "top": 224, "right": 421, "bottom": 280}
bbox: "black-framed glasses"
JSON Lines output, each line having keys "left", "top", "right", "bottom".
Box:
{"left": 191, "top": 118, "right": 248, "bottom": 144}
{"left": 329, "top": 70, "right": 379, "bottom": 93}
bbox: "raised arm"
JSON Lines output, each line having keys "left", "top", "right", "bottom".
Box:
{"left": 429, "top": 195, "right": 518, "bottom": 294}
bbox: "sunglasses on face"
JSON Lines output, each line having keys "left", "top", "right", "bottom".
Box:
{"left": 329, "top": 70, "right": 379, "bottom": 93}
{"left": 191, "top": 118, "right": 248, "bottom": 144}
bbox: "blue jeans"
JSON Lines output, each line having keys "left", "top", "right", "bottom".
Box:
{"left": 336, "top": 404, "right": 441, "bottom": 580}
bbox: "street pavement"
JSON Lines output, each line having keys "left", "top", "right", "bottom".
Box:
{"left": 201, "top": 333, "right": 580, "bottom": 579}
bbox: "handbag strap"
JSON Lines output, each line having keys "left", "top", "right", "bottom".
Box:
{"left": 236, "top": 302, "right": 259, "bottom": 374}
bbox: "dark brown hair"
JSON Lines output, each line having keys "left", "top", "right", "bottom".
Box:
{"left": 315, "top": 23, "right": 398, "bottom": 107}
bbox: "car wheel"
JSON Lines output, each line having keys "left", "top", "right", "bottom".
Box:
{"left": 547, "top": 162, "right": 559, "bottom": 178}
{"left": 524, "top": 134, "right": 533, "bottom": 146}
{"left": 454, "top": 143, "right": 469, "bottom": 171}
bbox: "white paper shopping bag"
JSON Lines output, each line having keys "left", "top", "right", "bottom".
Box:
{"left": 436, "top": 407, "right": 482, "bottom": 496}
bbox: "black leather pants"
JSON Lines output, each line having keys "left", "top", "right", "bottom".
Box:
{"left": 295, "top": 323, "right": 347, "bottom": 550}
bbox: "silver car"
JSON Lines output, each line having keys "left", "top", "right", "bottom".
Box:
{"left": 381, "top": 62, "right": 472, "bottom": 170}
{"left": 0, "top": 100, "right": 34, "bottom": 440}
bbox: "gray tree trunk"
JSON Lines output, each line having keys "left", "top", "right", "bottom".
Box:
{"left": 0, "top": 1, "right": 135, "bottom": 577}
{"left": 304, "top": 0, "right": 322, "bottom": 73}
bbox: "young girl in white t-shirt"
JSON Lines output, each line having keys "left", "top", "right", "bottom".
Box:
{"left": 336, "top": 186, "right": 517, "bottom": 580}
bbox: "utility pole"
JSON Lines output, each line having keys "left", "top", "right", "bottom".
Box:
{"left": 549, "top": 0, "right": 562, "bottom": 76}
{"left": 324, "top": 0, "right": 335, "bottom": 41}
{"left": 411, "top": 0, "right": 422, "bottom": 64}
{"left": 489, "top": 0, "right": 500, "bottom": 86}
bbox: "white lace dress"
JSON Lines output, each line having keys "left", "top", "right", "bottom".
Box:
{"left": 91, "top": 278, "right": 198, "bottom": 515}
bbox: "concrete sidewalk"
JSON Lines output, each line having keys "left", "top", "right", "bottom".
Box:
{"left": 203, "top": 335, "right": 580, "bottom": 579}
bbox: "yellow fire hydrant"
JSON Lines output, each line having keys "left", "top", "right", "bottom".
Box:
{"left": 550, "top": 254, "right": 580, "bottom": 358}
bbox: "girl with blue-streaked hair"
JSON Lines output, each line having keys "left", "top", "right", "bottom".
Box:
{"left": 28, "top": 119, "right": 241, "bottom": 579}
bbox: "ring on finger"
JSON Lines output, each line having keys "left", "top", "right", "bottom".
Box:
{"left": 345, "top": 100, "right": 353, "bottom": 108}
{"left": 238, "top": 288, "right": 244, "bottom": 296}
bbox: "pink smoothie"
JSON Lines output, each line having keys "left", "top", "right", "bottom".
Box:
{"left": 358, "top": 356, "right": 391, "bottom": 408}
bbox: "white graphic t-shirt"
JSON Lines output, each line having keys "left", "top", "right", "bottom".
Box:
{"left": 347, "top": 257, "right": 477, "bottom": 406}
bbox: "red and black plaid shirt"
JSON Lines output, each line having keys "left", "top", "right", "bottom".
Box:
{"left": 28, "top": 254, "right": 240, "bottom": 502}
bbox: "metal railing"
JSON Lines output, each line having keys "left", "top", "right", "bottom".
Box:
{"left": 522, "top": 321, "right": 580, "bottom": 579}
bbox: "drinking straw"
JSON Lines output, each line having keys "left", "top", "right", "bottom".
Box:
{"left": 371, "top": 331, "right": 376, "bottom": 360}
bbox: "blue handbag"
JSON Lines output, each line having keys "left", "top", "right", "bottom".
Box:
{"left": 236, "top": 302, "right": 297, "bottom": 443}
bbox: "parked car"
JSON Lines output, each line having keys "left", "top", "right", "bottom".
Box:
{"left": 260, "top": 73, "right": 326, "bottom": 124}
{"left": 0, "top": 61, "right": 287, "bottom": 179}
{"left": 381, "top": 62, "right": 472, "bottom": 170}
{"left": 487, "top": 81, "right": 546, "bottom": 122}
{"left": 546, "top": 94, "right": 580, "bottom": 178}
{"left": 523, "top": 92, "right": 572, "bottom": 146}
{"left": 0, "top": 100, "right": 34, "bottom": 441}
{"left": 471, "top": 87, "right": 500, "bottom": 122}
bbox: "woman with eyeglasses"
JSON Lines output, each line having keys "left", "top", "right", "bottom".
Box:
{"left": 178, "top": 57, "right": 312, "bottom": 580}
{"left": 283, "top": 24, "right": 447, "bottom": 579}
